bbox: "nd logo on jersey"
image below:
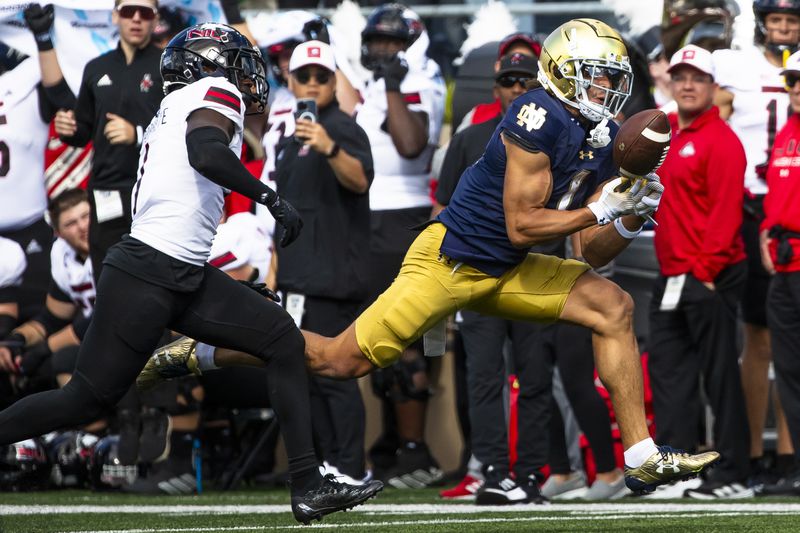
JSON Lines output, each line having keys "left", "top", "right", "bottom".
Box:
{"left": 516, "top": 103, "right": 548, "bottom": 132}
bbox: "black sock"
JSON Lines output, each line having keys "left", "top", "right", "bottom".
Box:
{"left": 290, "top": 461, "right": 322, "bottom": 496}
{"left": 776, "top": 454, "right": 795, "bottom": 475}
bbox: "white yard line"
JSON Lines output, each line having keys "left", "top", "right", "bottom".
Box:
{"left": 46, "top": 512, "right": 800, "bottom": 533}
{"left": 4, "top": 502, "right": 800, "bottom": 515}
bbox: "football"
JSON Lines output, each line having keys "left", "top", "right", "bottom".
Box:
{"left": 613, "top": 109, "right": 672, "bottom": 178}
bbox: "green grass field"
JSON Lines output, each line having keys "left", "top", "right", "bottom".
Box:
{"left": 2, "top": 487, "right": 800, "bottom": 533}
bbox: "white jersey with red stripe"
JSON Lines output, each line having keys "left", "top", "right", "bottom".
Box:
{"left": 130, "top": 77, "right": 244, "bottom": 266}
{"left": 356, "top": 66, "right": 445, "bottom": 210}
{"left": 260, "top": 86, "right": 296, "bottom": 183}
{"left": 50, "top": 237, "right": 95, "bottom": 317}
{"left": 0, "top": 57, "right": 49, "bottom": 232}
{"left": 713, "top": 46, "right": 789, "bottom": 195}
{"left": 0, "top": 237, "right": 26, "bottom": 290}
{"left": 208, "top": 212, "right": 272, "bottom": 281}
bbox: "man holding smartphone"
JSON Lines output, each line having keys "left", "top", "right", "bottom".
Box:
{"left": 276, "top": 40, "right": 375, "bottom": 484}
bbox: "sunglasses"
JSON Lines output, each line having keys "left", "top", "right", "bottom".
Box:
{"left": 496, "top": 75, "right": 532, "bottom": 88}
{"left": 786, "top": 73, "right": 800, "bottom": 89}
{"left": 293, "top": 69, "right": 333, "bottom": 85}
{"left": 117, "top": 4, "right": 157, "bottom": 21}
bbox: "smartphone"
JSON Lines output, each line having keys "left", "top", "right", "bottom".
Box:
{"left": 294, "top": 98, "right": 317, "bottom": 142}
{"left": 295, "top": 98, "right": 317, "bottom": 124}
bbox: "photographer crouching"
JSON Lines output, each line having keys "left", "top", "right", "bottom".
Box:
{"left": 274, "top": 40, "right": 375, "bottom": 484}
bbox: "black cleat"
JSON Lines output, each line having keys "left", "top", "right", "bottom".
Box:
{"left": 291, "top": 473, "right": 383, "bottom": 525}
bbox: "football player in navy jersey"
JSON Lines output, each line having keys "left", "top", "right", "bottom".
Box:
{"left": 138, "top": 19, "right": 720, "bottom": 494}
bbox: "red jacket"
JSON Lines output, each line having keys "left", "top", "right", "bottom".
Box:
{"left": 654, "top": 106, "right": 746, "bottom": 282}
{"left": 762, "top": 113, "right": 800, "bottom": 273}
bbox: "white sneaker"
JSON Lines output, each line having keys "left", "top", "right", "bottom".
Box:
{"left": 541, "top": 472, "right": 588, "bottom": 500}
{"left": 638, "top": 477, "right": 702, "bottom": 499}
{"left": 582, "top": 475, "right": 629, "bottom": 500}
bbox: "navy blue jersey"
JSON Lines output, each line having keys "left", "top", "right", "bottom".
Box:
{"left": 437, "top": 87, "right": 618, "bottom": 276}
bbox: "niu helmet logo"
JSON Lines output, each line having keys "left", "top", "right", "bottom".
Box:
{"left": 579, "top": 150, "right": 594, "bottom": 160}
{"left": 656, "top": 460, "right": 680, "bottom": 474}
{"left": 187, "top": 27, "right": 228, "bottom": 42}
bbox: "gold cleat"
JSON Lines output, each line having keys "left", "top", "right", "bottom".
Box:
{"left": 624, "top": 446, "right": 720, "bottom": 494}
{"left": 136, "top": 336, "right": 201, "bottom": 391}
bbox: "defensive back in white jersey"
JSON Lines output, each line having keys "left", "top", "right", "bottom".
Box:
{"left": 130, "top": 77, "right": 244, "bottom": 266}
{"left": 713, "top": 46, "right": 790, "bottom": 195}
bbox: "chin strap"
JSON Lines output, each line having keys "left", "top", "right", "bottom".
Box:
{"left": 587, "top": 118, "right": 611, "bottom": 148}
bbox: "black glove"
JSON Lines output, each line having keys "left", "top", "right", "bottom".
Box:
{"left": 18, "top": 342, "right": 51, "bottom": 376}
{"left": 265, "top": 195, "right": 303, "bottom": 247}
{"left": 23, "top": 4, "right": 55, "bottom": 51}
{"left": 238, "top": 280, "right": 281, "bottom": 303}
{"left": 375, "top": 54, "right": 408, "bottom": 92}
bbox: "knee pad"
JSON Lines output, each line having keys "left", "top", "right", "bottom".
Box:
{"left": 371, "top": 367, "right": 396, "bottom": 399}
{"left": 392, "top": 352, "right": 431, "bottom": 402}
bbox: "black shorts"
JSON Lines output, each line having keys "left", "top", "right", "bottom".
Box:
{"left": 0, "top": 218, "right": 53, "bottom": 322}
{"left": 368, "top": 206, "right": 431, "bottom": 300}
{"left": 741, "top": 196, "right": 771, "bottom": 326}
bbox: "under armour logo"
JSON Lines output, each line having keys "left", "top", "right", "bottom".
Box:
{"left": 579, "top": 150, "right": 594, "bottom": 160}
{"left": 656, "top": 461, "right": 681, "bottom": 474}
{"left": 516, "top": 103, "right": 547, "bottom": 132}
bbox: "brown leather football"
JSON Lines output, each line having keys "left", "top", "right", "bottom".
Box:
{"left": 613, "top": 109, "right": 671, "bottom": 178}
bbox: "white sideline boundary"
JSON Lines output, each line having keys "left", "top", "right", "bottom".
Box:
{"left": 3, "top": 502, "right": 800, "bottom": 515}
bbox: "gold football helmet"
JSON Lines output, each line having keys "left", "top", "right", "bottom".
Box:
{"left": 537, "top": 18, "right": 633, "bottom": 122}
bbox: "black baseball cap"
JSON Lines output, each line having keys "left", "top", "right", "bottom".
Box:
{"left": 496, "top": 52, "right": 537, "bottom": 78}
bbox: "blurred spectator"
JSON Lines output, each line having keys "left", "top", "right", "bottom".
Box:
{"left": 660, "top": 0, "right": 737, "bottom": 60}
{"left": 275, "top": 40, "right": 373, "bottom": 484}
{"left": 152, "top": 6, "right": 189, "bottom": 49}
{"left": 0, "top": 239, "right": 26, "bottom": 339}
{"left": 355, "top": 3, "right": 445, "bottom": 488}
{"left": 434, "top": 52, "right": 547, "bottom": 505}
{"left": 649, "top": 45, "right": 750, "bottom": 499}
{"left": 758, "top": 49, "right": 800, "bottom": 497}
{"left": 713, "top": 0, "right": 800, "bottom": 481}
{"left": 53, "top": 0, "right": 163, "bottom": 284}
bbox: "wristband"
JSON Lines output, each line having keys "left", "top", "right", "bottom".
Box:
{"left": 614, "top": 217, "right": 642, "bottom": 239}
{"left": 326, "top": 142, "right": 340, "bottom": 158}
{"left": 34, "top": 32, "right": 53, "bottom": 52}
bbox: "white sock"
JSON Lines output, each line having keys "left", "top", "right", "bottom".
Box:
{"left": 624, "top": 437, "right": 658, "bottom": 468}
{"left": 195, "top": 343, "right": 218, "bottom": 372}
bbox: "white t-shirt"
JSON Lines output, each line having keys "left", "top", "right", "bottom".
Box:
{"left": 356, "top": 68, "right": 445, "bottom": 211}
{"left": 209, "top": 212, "right": 272, "bottom": 282}
{"left": 50, "top": 237, "right": 95, "bottom": 317}
{"left": 0, "top": 237, "right": 26, "bottom": 290}
{"left": 0, "top": 57, "right": 49, "bottom": 231}
{"left": 261, "top": 86, "right": 296, "bottom": 183}
{"left": 130, "top": 77, "right": 244, "bottom": 266}
{"left": 714, "top": 46, "right": 789, "bottom": 195}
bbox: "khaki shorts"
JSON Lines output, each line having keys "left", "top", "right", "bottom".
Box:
{"left": 355, "top": 223, "right": 590, "bottom": 367}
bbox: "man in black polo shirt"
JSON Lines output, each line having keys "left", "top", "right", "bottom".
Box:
{"left": 53, "top": 0, "right": 163, "bottom": 283}
{"left": 275, "top": 40, "right": 374, "bottom": 484}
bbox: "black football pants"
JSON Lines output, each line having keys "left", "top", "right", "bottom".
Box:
{"left": 768, "top": 272, "right": 800, "bottom": 463}
{"left": 88, "top": 186, "right": 133, "bottom": 285}
{"left": 460, "top": 310, "right": 552, "bottom": 480}
{"left": 0, "top": 263, "right": 318, "bottom": 478}
{"left": 648, "top": 262, "right": 750, "bottom": 482}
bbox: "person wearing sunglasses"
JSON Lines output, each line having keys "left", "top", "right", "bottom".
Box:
{"left": 53, "top": 0, "right": 163, "bottom": 286}
{"left": 756, "top": 49, "right": 800, "bottom": 498}
{"left": 647, "top": 44, "right": 750, "bottom": 499}
{"left": 273, "top": 40, "right": 374, "bottom": 486}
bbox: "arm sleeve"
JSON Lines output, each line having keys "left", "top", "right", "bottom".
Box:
{"left": 186, "top": 126, "right": 278, "bottom": 206}
{"left": 37, "top": 78, "right": 77, "bottom": 123}
{"left": 436, "top": 132, "right": 469, "bottom": 206}
{"left": 47, "top": 277, "right": 73, "bottom": 304}
{"left": 72, "top": 313, "right": 91, "bottom": 341}
{"left": 31, "top": 306, "right": 73, "bottom": 338}
{"left": 61, "top": 67, "right": 94, "bottom": 146}
{"left": 692, "top": 132, "right": 747, "bottom": 282}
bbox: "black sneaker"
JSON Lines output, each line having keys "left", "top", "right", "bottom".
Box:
{"left": 123, "top": 460, "right": 196, "bottom": 495}
{"left": 291, "top": 473, "right": 383, "bottom": 525}
{"left": 383, "top": 442, "right": 444, "bottom": 489}
{"left": 139, "top": 408, "right": 172, "bottom": 463}
{"left": 684, "top": 478, "right": 754, "bottom": 499}
{"left": 521, "top": 474, "right": 548, "bottom": 504}
{"left": 475, "top": 465, "right": 529, "bottom": 505}
{"left": 756, "top": 466, "right": 800, "bottom": 497}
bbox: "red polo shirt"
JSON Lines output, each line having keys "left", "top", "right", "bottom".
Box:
{"left": 762, "top": 113, "right": 800, "bottom": 272}
{"left": 654, "top": 106, "right": 746, "bottom": 282}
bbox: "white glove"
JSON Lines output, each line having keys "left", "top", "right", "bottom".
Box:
{"left": 629, "top": 172, "right": 664, "bottom": 217}
{"left": 586, "top": 118, "right": 611, "bottom": 148}
{"left": 587, "top": 177, "right": 636, "bottom": 225}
